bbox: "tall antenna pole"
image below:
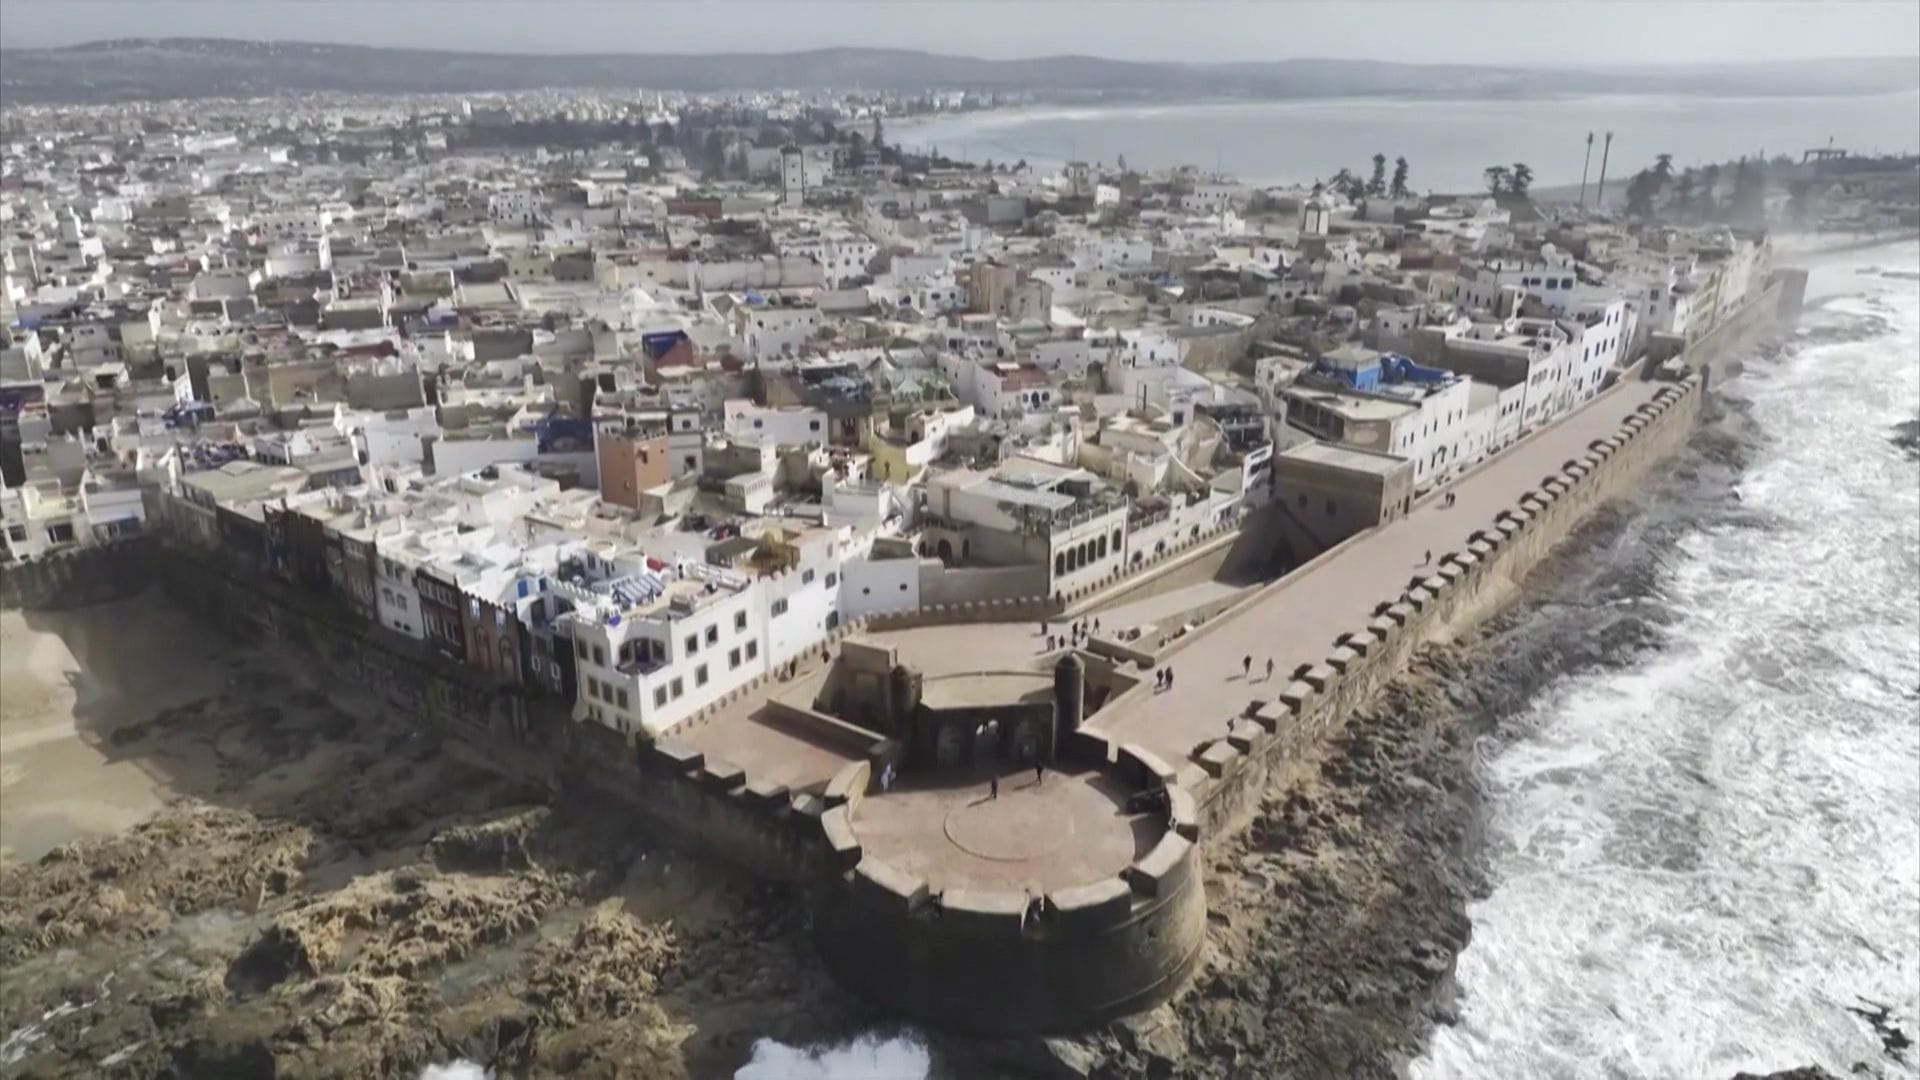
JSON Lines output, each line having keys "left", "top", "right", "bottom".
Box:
{"left": 1595, "top": 131, "right": 1614, "bottom": 207}
{"left": 1579, "top": 131, "right": 1595, "bottom": 207}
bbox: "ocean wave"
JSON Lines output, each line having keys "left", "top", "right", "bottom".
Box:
{"left": 733, "top": 1032, "right": 931, "bottom": 1079}
{"left": 1413, "top": 243, "right": 1920, "bottom": 1079}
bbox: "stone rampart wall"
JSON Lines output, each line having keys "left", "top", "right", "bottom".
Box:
{"left": 0, "top": 537, "right": 157, "bottom": 610}
{"left": 1188, "top": 374, "right": 1708, "bottom": 840}
{"left": 810, "top": 737, "right": 1207, "bottom": 1034}
{"left": 149, "top": 539, "right": 837, "bottom": 885}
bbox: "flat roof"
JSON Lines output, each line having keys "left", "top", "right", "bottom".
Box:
{"left": 1278, "top": 440, "right": 1410, "bottom": 479}
{"left": 1288, "top": 388, "right": 1414, "bottom": 423}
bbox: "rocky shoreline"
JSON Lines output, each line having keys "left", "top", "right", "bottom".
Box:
{"left": 946, "top": 392, "right": 1765, "bottom": 1079}
{"left": 0, "top": 614, "right": 872, "bottom": 1078}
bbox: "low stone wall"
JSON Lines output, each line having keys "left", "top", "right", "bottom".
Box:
{"left": 0, "top": 537, "right": 157, "bottom": 610}
{"left": 1186, "top": 374, "right": 1708, "bottom": 840}
{"left": 864, "top": 593, "right": 1059, "bottom": 631}
{"left": 811, "top": 739, "right": 1207, "bottom": 1034}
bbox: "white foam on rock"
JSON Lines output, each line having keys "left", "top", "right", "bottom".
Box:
{"left": 734, "top": 1032, "right": 931, "bottom": 1079}
{"left": 1414, "top": 243, "right": 1920, "bottom": 1079}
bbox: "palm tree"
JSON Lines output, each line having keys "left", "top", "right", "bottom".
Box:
{"left": 1367, "top": 153, "right": 1388, "bottom": 197}
{"left": 1390, "top": 156, "right": 1411, "bottom": 199}
{"left": 1509, "top": 162, "right": 1534, "bottom": 195}
{"left": 1653, "top": 153, "right": 1675, "bottom": 180}
{"left": 1484, "top": 165, "right": 1512, "bottom": 194}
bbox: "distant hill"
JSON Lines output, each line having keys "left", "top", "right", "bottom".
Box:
{"left": 1, "top": 38, "right": 1915, "bottom": 105}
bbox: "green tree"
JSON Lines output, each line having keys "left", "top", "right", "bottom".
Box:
{"left": 1390, "top": 156, "right": 1410, "bottom": 199}
{"left": 1484, "top": 164, "right": 1511, "bottom": 194}
{"left": 1786, "top": 178, "right": 1816, "bottom": 225}
{"left": 1367, "top": 152, "right": 1388, "bottom": 196}
{"left": 1509, "top": 162, "right": 1533, "bottom": 195}
{"left": 1728, "top": 157, "right": 1767, "bottom": 225}
{"left": 1672, "top": 172, "right": 1697, "bottom": 218}
{"left": 1697, "top": 163, "right": 1722, "bottom": 218}
{"left": 1626, "top": 168, "right": 1663, "bottom": 217}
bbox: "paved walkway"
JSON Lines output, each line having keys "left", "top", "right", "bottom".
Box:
{"left": 864, "top": 621, "right": 1060, "bottom": 677}
{"left": 850, "top": 766, "right": 1155, "bottom": 893}
{"left": 1088, "top": 380, "right": 1664, "bottom": 771}
{"left": 1091, "top": 578, "right": 1240, "bottom": 637}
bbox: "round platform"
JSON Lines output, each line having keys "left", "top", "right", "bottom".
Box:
{"left": 943, "top": 794, "right": 1076, "bottom": 861}
{"left": 850, "top": 768, "right": 1150, "bottom": 894}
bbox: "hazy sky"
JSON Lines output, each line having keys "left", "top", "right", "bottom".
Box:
{"left": 2, "top": 0, "right": 1916, "bottom": 64}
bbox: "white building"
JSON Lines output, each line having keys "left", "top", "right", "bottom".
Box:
{"left": 723, "top": 399, "right": 828, "bottom": 447}
{"left": 488, "top": 190, "right": 540, "bottom": 225}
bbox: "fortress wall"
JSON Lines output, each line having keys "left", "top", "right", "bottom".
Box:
{"left": 0, "top": 537, "right": 157, "bottom": 610}
{"left": 811, "top": 742, "right": 1207, "bottom": 1034}
{"left": 149, "top": 539, "right": 833, "bottom": 884}
{"left": 1188, "top": 373, "right": 1707, "bottom": 841}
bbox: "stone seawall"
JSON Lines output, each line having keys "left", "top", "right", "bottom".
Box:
{"left": 147, "top": 542, "right": 837, "bottom": 886}
{"left": 811, "top": 737, "right": 1209, "bottom": 1035}
{"left": 0, "top": 538, "right": 157, "bottom": 610}
{"left": 1186, "top": 373, "right": 1709, "bottom": 840}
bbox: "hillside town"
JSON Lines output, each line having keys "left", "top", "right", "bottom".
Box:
{"left": 1, "top": 90, "right": 1781, "bottom": 743}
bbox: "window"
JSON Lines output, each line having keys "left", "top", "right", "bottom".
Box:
{"left": 670, "top": 678, "right": 684, "bottom": 699}
{"left": 729, "top": 647, "right": 742, "bottom": 669}
{"left": 616, "top": 688, "right": 629, "bottom": 709}
{"left": 735, "top": 611, "right": 748, "bottom": 632}
{"left": 695, "top": 664, "right": 709, "bottom": 687}
{"left": 587, "top": 677, "right": 602, "bottom": 700}
{"left": 5, "top": 525, "right": 24, "bottom": 542}
{"left": 685, "top": 634, "right": 698, "bottom": 654}
{"left": 772, "top": 598, "right": 789, "bottom": 617}
{"left": 704, "top": 625, "right": 718, "bottom": 646}
{"left": 654, "top": 687, "right": 668, "bottom": 708}
{"left": 802, "top": 569, "right": 815, "bottom": 584}
{"left": 825, "top": 572, "right": 838, "bottom": 587}
{"left": 593, "top": 645, "right": 606, "bottom": 666}
{"left": 746, "top": 641, "right": 759, "bottom": 660}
